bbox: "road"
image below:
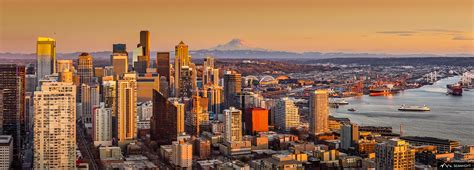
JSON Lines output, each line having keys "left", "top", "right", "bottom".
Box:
{"left": 77, "top": 119, "right": 99, "bottom": 170}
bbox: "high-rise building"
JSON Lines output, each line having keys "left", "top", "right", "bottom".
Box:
{"left": 341, "top": 123, "right": 359, "bottom": 150}
{"left": 104, "top": 66, "right": 114, "bottom": 77}
{"left": 151, "top": 90, "right": 184, "bottom": 145}
{"left": 136, "top": 75, "right": 160, "bottom": 102}
{"left": 159, "top": 76, "right": 169, "bottom": 98}
{"left": 0, "top": 64, "right": 25, "bottom": 167}
{"left": 132, "top": 46, "right": 143, "bottom": 67}
{"left": 309, "top": 89, "right": 329, "bottom": 135}
{"left": 33, "top": 82, "right": 76, "bottom": 169}
{"left": 224, "top": 71, "right": 241, "bottom": 109}
{"left": 81, "top": 83, "right": 100, "bottom": 132}
{"left": 102, "top": 78, "right": 117, "bottom": 139}
{"left": 93, "top": 102, "right": 112, "bottom": 146}
{"left": 112, "top": 54, "right": 128, "bottom": 77}
{"left": 59, "top": 68, "right": 73, "bottom": 83}
{"left": 36, "top": 37, "right": 56, "bottom": 84}
{"left": 112, "top": 44, "right": 127, "bottom": 54}
{"left": 116, "top": 73, "right": 137, "bottom": 143}
{"left": 174, "top": 41, "right": 191, "bottom": 97}
{"left": 178, "top": 65, "right": 196, "bottom": 98}
{"left": 134, "top": 55, "right": 148, "bottom": 74}
{"left": 224, "top": 107, "right": 242, "bottom": 143}
{"left": 186, "top": 96, "right": 209, "bottom": 136}
{"left": 57, "top": 59, "right": 74, "bottom": 73}
{"left": 203, "top": 84, "right": 223, "bottom": 120}
{"left": 139, "top": 30, "right": 151, "bottom": 68}
{"left": 171, "top": 139, "right": 192, "bottom": 168}
{"left": 0, "top": 135, "right": 13, "bottom": 169}
{"left": 77, "top": 53, "right": 94, "bottom": 85}
{"left": 274, "top": 97, "right": 300, "bottom": 130}
{"left": 202, "top": 56, "right": 216, "bottom": 85}
{"left": 243, "top": 108, "right": 269, "bottom": 135}
{"left": 156, "top": 52, "right": 170, "bottom": 84}
{"left": 375, "top": 139, "right": 415, "bottom": 169}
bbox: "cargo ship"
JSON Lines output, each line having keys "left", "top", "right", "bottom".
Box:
{"left": 398, "top": 105, "right": 430, "bottom": 112}
{"left": 447, "top": 84, "right": 462, "bottom": 96}
{"left": 369, "top": 88, "right": 394, "bottom": 96}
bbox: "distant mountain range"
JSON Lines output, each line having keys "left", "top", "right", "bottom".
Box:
{"left": 1, "top": 38, "right": 473, "bottom": 61}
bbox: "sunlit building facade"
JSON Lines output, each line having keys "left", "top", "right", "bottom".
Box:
{"left": 116, "top": 73, "right": 137, "bottom": 143}
{"left": 33, "top": 82, "right": 76, "bottom": 169}
{"left": 36, "top": 37, "right": 56, "bottom": 85}
{"left": 309, "top": 89, "right": 329, "bottom": 135}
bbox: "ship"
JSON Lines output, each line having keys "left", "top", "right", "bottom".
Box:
{"left": 398, "top": 105, "right": 430, "bottom": 112}
{"left": 348, "top": 108, "right": 356, "bottom": 112}
{"left": 447, "top": 84, "right": 462, "bottom": 96}
{"left": 369, "top": 87, "right": 394, "bottom": 96}
{"left": 330, "top": 99, "right": 349, "bottom": 105}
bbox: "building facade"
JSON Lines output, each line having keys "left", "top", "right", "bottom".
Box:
{"left": 309, "top": 89, "right": 329, "bottom": 135}
{"left": 375, "top": 139, "right": 415, "bottom": 170}
{"left": 0, "top": 64, "right": 25, "bottom": 167}
{"left": 116, "top": 73, "right": 137, "bottom": 143}
{"left": 36, "top": 37, "right": 56, "bottom": 85}
{"left": 224, "top": 107, "right": 242, "bottom": 143}
{"left": 274, "top": 97, "right": 300, "bottom": 130}
{"left": 33, "top": 82, "right": 76, "bottom": 169}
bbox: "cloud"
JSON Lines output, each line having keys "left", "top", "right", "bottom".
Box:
{"left": 397, "top": 33, "right": 414, "bottom": 36}
{"left": 452, "top": 35, "right": 474, "bottom": 40}
{"left": 376, "top": 31, "right": 417, "bottom": 34}
{"left": 417, "top": 29, "right": 463, "bottom": 33}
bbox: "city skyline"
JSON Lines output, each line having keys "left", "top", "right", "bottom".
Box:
{"left": 1, "top": 0, "right": 473, "bottom": 54}
{"left": 0, "top": 1, "right": 473, "bottom": 169}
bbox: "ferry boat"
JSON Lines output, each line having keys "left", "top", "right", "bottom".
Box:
{"left": 398, "top": 105, "right": 430, "bottom": 112}
{"left": 447, "top": 84, "right": 463, "bottom": 96}
{"left": 330, "top": 99, "right": 349, "bottom": 105}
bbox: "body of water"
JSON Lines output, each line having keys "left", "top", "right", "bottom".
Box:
{"left": 332, "top": 76, "right": 474, "bottom": 144}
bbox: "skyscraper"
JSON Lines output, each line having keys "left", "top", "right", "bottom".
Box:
{"left": 223, "top": 71, "right": 241, "bottom": 109}
{"left": 174, "top": 41, "right": 191, "bottom": 96}
{"left": 274, "top": 97, "right": 300, "bottom": 130}
{"left": 186, "top": 96, "right": 209, "bottom": 136}
{"left": 112, "top": 44, "right": 127, "bottom": 54}
{"left": 178, "top": 65, "right": 196, "bottom": 98}
{"left": 309, "top": 89, "right": 329, "bottom": 135}
{"left": 202, "top": 56, "right": 216, "bottom": 85}
{"left": 0, "top": 64, "right": 25, "bottom": 168}
{"left": 102, "top": 78, "right": 117, "bottom": 139}
{"left": 77, "top": 53, "right": 94, "bottom": 85}
{"left": 151, "top": 90, "right": 184, "bottom": 145}
{"left": 139, "top": 30, "right": 151, "bottom": 68}
{"left": 77, "top": 53, "right": 94, "bottom": 103}
{"left": 132, "top": 46, "right": 143, "bottom": 68}
{"left": 156, "top": 52, "right": 170, "bottom": 84}
{"left": 375, "top": 139, "right": 415, "bottom": 169}
{"left": 112, "top": 54, "right": 128, "bottom": 77}
{"left": 224, "top": 107, "right": 242, "bottom": 144}
{"left": 203, "top": 84, "right": 222, "bottom": 120}
{"left": 33, "top": 82, "right": 76, "bottom": 169}
{"left": 36, "top": 37, "right": 56, "bottom": 85}
{"left": 57, "top": 59, "right": 74, "bottom": 73}
{"left": 93, "top": 102, "right": 112, "bottom": 146}
{"left": 341, "top": 123, "right": 359, "bottom": 150}
{"left": 81, "top": 83, "right": 100, "bottom": 132}
{"left": 116, "top": 73, "right": 137, "bottom": 143}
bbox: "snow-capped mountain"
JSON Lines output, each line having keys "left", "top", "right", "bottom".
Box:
{"left": 209, "top": 38, "right": 267, "bottom": 51}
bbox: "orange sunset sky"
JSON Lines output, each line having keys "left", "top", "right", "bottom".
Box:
{"left": 0, "top": 0, "right": 473, "bottom": 54}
